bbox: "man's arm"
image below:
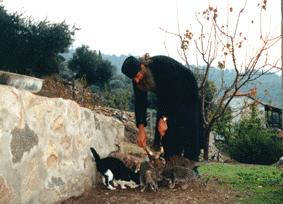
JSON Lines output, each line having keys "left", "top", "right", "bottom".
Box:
{"left": 137, "top": 123, "right": 146, "bottom": 149}
{"left": 133, "top": 81, "right": 148, "bottom": 128}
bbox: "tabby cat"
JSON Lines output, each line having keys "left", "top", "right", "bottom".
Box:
{"left": 139, "top": 157, "right": 165, "bottom": 192}
{"left": 108, "top": 144, "right": 140, "bottom": 172}
{"left": 165, "top": 155, "right": 214, "bottom": 169}
{"left": 161, "top": 166, "right": 209, "bottom": 189}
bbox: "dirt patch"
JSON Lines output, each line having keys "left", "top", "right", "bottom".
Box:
{"left": 62, "top": 180, "right": 252, "bottom": 204}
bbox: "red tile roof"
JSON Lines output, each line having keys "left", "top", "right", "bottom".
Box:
{"left": 218, "top": 91, "right": 248, "bottom": 102}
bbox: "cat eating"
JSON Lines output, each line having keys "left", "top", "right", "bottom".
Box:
{"left": 108, "top": 144, "right": 140, "bottom": 173}
{"left": 90, "top": 147, "right": 140, "bottom": 190}
{"left": 161, "top": 166, "right": 209, "bottom": 190}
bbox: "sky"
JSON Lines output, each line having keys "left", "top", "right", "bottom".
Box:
{"left": 2, "top": 0, "right": 282, "bottom": 71}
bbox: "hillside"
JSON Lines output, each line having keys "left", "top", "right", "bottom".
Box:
{"left": 60, "top": 50, "right": 282, "bottom": 108}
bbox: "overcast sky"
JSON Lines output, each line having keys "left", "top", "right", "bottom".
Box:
{"left": 3, "top": 0, "right": 282, "bottom": 70}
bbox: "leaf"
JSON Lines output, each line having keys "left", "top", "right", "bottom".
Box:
{"left": 251, "top": 20, "right": 254, "bottom": 24}
{"left": 230, "top": 7, "right": 233, "bottom": 12}
{"left": 264, "top": 89, "right": 268, "bottom": 93}
{"left": 259, "top": 82, "right": 262, "bottom": 85}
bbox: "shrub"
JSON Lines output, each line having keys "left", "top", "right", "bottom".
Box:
{"left": 228, "top": 133, "right": 283, "bottom": 165}
{"left": 100, "top": 86, "right": 132, "bottom": 110}
{"left": 228, "top": 103, "right": 283, "bottom": 165}
{"left": 211, "top": 106, "right": 234, "bottom": 143}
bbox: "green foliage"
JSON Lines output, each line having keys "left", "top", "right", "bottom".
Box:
{"left": 68, "top": 45, "right": 115, "bottom": 86}
{"left": 227, "top": 104, "right": 283, "bottom": 165}
{"left": 0, "top": 6, "right": 78, "bottom": 77}
{"left": 211, "top": 106, "right": 234, "bottom": 143}
{"left": 100, "top": 86, "right": 132, "bottom": 110}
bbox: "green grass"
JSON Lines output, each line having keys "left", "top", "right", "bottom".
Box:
{"left": 199, "top": 163, "right": 283, "bottom": 203}
{"left": 123, "top": 147, "right": 141, "bottom": 153}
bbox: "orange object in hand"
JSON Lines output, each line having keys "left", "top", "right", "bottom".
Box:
{"left": 158, "top": 117, "right": 168, "bottom": 137}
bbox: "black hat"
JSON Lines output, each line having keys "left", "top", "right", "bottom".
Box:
{"left": 121, "top": 56, "right": 142, "bottom": 78}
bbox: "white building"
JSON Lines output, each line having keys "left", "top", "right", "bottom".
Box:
{"left": 221, "top": 91, "right": 281, "bottom": 127}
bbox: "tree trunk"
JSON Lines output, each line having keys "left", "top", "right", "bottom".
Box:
{"left": 203, "top": 130, "right": 210, "bottom": 160}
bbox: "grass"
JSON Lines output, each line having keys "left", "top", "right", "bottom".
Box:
{"left": 123, "top": 147, "right": 141, "bottom": 153}
{"left": 199, "top": 163, "right": 283, "bottom": 203}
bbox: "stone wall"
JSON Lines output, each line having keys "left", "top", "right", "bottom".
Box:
{"left": 0, "top": 85, "right": 124, "bottom": 204}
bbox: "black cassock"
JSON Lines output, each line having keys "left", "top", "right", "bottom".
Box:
{"left": 133, "top": 55, "right": 206, "bottom": 161}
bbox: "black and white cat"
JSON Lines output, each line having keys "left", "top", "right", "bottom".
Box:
{"left": 90, "top": 147, "right": 140, "bottom": 190}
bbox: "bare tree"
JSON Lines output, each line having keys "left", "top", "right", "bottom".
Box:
{"left": 160, "top": 0, "right": 281, "bottom": 159}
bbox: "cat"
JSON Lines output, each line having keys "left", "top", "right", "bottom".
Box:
{"left": 108, "top": 144, "right": 140, "bottom": 173}
{"left": 161, "top": 166, "right": 209, "bottom": 189}
{"left": 165, "top": 155, "right": 215, "bottom": 169}
{"left": 90, "top": 147, "right": 140, "bottom": 190}
{"left": 139, "top": 157, "right": 165, "bottom": 192}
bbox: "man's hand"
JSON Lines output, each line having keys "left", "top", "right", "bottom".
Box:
{"left": 158, "top": 117, "right": 168, "bottom": 137}
{"left": 137, "top": 124, "right": 146, "bottom": 149}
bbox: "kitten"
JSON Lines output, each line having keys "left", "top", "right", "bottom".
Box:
{"left": 90, "top": 147, "right": 140, "bottom": 190}
{"left": 161, "top": 166, "right": 209, "bottom": 190}
{"left": 139, "top": 157, "right": 165, "bottom": 192}
{"left": 108, "top": 144, "right": 140, "bottom": 173}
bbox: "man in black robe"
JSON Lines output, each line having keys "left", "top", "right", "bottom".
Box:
{"left": 121, "top": 54, "right": 206, "bottom": 171}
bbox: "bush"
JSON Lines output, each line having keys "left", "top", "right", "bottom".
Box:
{"left": 211, "top": 105, "right": 233, "bottom": 143}
{"left": 100, "top": 86, "right": 132, "bottom": 110}
{"left": 228, "top": 133, "right": 283, "bottom": 165}
{"left": 228, "top": 103, "right": 283, "bottom": 165}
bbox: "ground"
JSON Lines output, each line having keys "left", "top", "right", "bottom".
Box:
{"left": 38, "top": 75, "right": 252, "bottom": 204}
{"left": 61, "top": 141, "right": 253, "bottom": 204}
{"left": 62, "top": 175, "right": 251, "bottom": 204}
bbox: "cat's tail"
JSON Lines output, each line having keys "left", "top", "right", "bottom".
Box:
{"left": 205, "top": 178, "right": 210, "bottom": 185}
{"left": 196, "top": 177, "right": 209, "bottom": 185}
{"left": 115, "top": 144, "right": 121, "bottom": 152}
{"left": 90, "top": 147, "right": 100, "bottom": 162}
{"left": 202, "top": 178, "right": 210, "bottom": 185}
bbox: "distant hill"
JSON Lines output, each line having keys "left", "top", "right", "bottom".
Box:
{"left": 101, "top": 54, "right": 133, "bottom": 74}
{"left": 207, "top": 66, "right": 282, "bottom": 108}
{"left": 60, "top": 49, "right": 282, "bottom": 108}
{"left": 60, "top": 49, "right": 135, "bottom": 74}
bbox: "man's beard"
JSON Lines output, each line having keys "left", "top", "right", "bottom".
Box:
{"left": 136, "top": 69, "right": 157, "bottom": 92}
